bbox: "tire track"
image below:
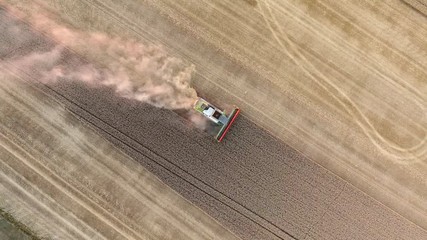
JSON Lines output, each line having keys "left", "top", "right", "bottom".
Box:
{"left": 268, "top": 0, "right": 427, "bottom": 121}
{"left": 259, "top": 0, "right": 427, "bottom": 163}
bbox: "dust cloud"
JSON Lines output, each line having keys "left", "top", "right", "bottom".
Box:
{"left": 0, "top": 3, "right": 208, "bottom": 128}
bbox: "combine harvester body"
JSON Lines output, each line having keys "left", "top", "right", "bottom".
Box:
{"left": 193, "top": 98, "right": 240, "bottom": 142}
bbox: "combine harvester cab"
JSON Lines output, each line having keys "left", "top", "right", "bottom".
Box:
{"left": 193, "top": 98, "right": 240, "bottom": 142}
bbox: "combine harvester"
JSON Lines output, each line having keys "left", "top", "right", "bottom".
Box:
{"left": 193, "top": 98, "right": 240, "bottom": 142}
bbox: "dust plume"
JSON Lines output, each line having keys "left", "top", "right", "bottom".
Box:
{"left": 3, "top": 7, "right": 197, "bottom": 110}
{"left": 1, "top": 3, "right": 207, "bottom": 129}
{"left": 0, "top": 3, "right": 209, "bottom": 129}
{"left": 7, "top": 44, "right": 198, "bottom": 110}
